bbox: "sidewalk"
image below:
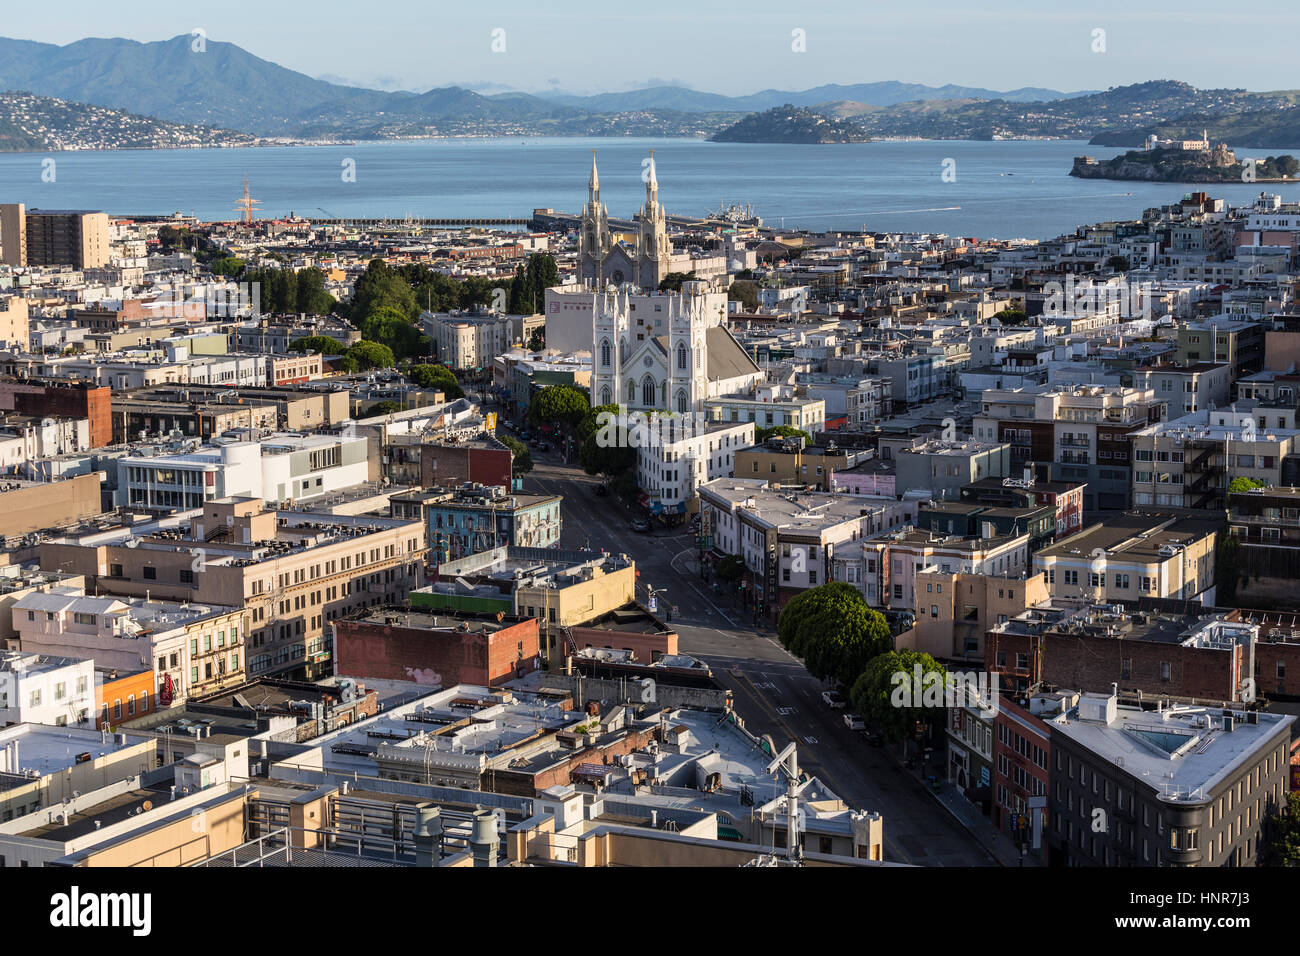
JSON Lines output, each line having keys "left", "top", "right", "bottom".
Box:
{"left": 908, "top": 768, "right": 1043, "bottom": 867}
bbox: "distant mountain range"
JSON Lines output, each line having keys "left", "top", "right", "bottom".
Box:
{"left": 540, "top": 82, "right": 1092, "bottom": 113}
{"left": 1, "top": 34, "right": 1298, "bottom": 149}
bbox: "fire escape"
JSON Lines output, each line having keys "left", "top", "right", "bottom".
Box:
{"left": 1186, "top": 440, "right": 1222, "bottom": 510}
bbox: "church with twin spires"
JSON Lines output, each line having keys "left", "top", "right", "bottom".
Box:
{"left": 578, "top": 151, "right": 673, "bottom": 291}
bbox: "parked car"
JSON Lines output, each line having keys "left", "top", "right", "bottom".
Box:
{"left": 843, "top": 713, "right": 866, "bottom": 731}
{"left": 822, "top": 690, "right": 847, "bottom": 709}
{"left": 630, "top": 518, "right": 650, "bottom": 532}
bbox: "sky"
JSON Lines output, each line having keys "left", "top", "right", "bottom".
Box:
{"left": 3, "top": 0, "right": 1298, "bottom": 97}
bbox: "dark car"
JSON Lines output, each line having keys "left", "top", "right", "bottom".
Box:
{"left": 594, "top": 483, "right": 609, "bottom": 497}
{"left": 537, "top": 441, "right": 550, "bottom": 452}
{"left": 630, "top": 518, "right": 650, "bottom": 532}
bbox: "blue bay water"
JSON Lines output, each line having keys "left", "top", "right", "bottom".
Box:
{"left": 2, "top": 137, "right": 1299, "bottom": 240}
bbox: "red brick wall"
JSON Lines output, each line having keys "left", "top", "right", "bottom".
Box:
{"left": 1254, "top": 640, "right": 1300, "bottom": 699}
{"left": 334, "top": 617, "right": 540, "bottom": 687}
{"left": 569, "top": 626, "right": 677, "bottom": 661}
{"left": 421, "top": 445, "right": 512, "bottom": 491}
{"left": 0, "top": 381, "right": 112, "bottom": 448}
{"left": 988, "top": 630, "right": 1244, "bottom": 701}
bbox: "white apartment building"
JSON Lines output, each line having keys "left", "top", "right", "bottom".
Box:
{"left": 423, "top": 311, "right": 515, "bottom": 370}
{"left": 636, "top": 420, "right": 754, "bottom": 513}
{"left": 0, "top": 650, "right": 96, "bottom": 729}
{"left": 117, "top": 431, "right": 371, "bottom": 512}
{"left": 703, "top": 385, "right": 827, "bottom": 434}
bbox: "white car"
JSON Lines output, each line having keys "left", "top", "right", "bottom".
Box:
{"left": 822, "top": 690, "right": 846, "bottom": 709}
{"left": 843, "top": 713, "right": 866, "bottom": 731}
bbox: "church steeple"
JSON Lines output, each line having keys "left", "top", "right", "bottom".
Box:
{"left": 644, "top": 149, "right": 658, "bottom": 209}
{"left": 589, "top": 150, "right": 600, "bottom": 199}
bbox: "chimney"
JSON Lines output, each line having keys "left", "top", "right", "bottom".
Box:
{"left": 470, "top": 809, "right": 499, "bottom": 867}
{"left": 413, "top": 804, "right": 443, "bottom": 868}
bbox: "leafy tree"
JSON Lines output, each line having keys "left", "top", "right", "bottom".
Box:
{"left": 289, "top": 335, "right": 347, "bottom": 355}
{"left": 528, "top": 385, "right": 589, "bottom": 430}
{"left": 408, "top": 364, "right": 464, "bottom": 398}
{"left": 658, "top": 271, "right": 697, "bottom": 293}
{"left": 1106, "top": 255, "right": 1131, "bottom": 272}
{"left": 358, "top": 305, "right": 429, "bottom": 361}
{"left": 294, "top": 267, "right": 337, "bottom": 314}
{"left": 350, "top": 258, "right": 418, "bottom": 319}
{"left": 777, "top": 583, "right": 892, "bottom": 687}
{"left": 499, "top": 434, "right": 533, "bottom": 476}
{"left": 728, "top": 280, "right": 759, "bottom": 311}
{"left": 1229, "top": 476, "right": 1269, "bottom": 493}
{"left": 715, "top": 554, "right": 747, "bottom": 584}
{"left": 993, "top": 308, "right": 1028, "bottom": 325}
{"left": 754, "top": 425, "right": 812, "bottom": 445}
{"left": 366, "top": 400, "right": 405, "bottom": 416}
{"left": 577, "top": 403, "right": 636, "bottom": 477}
{"left": 527, "top": 328, "right": 546, "bottom": 352}
{"left": 210, "top": 256, "right": 244, "bottom": 277}
{"left": 1262, "top": 792, "right": 1300, "bottom": 866}
{"left": 347, "top": 340, "right": 396, "bottom": 371}
{"left": 849, "top": 650, "right": 949, "bottom": 744}
{"left": 1216, "top": 519, "right": 1242, "bottom": 606}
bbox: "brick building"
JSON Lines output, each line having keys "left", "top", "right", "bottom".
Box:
{"left": 420, "top": 438, "right": 513, "bottom": 491}
{"left": 987, "top": 601, "right": 1255, "bottom": 703}
{"left": 0, "top": 379, "right": 112, "bottom": 449}
{"left": 333, "top": 607, "right": 541, "bottom": 688}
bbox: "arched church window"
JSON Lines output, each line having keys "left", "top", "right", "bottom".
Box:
{"left": 677, "top": 343, "right": 688, "bottom": 370}
{"left": 642, "top": 377, "right": 656, "bottom": 408}
{"left": 600, "top": 386, "right": 611, "bottom": 406}
{"left": 600, "top": 340, "right": 611, "bottom": 367}
{"left": 676, "top": 390, "right": 688, "bottom": 414}
{"left": 626, "top": 380, "right": 636, "bottom": 403}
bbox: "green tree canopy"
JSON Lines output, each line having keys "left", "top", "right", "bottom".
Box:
{"left": 365, "top": 400, "right": 405, "bottom": 416}
{"left": 407, "top": 363, "right": 464, "bottom": 398}
{"left": 1262, "top": 791, "right": 1300, "bottom": 866}
{"left": 499, "top": 434, "right": 533, "bottom": 476}
{"left": 210, "top": 256, "right": 244, "bottom": 277}
{"left": 658, "top": 271, "right": 697, "bottom": 293}
{"left": 527, "top": 328, "right": 546, "bottom": 351}
{"left": 715, "top": 554, "right": 747, "bottom": 584}
{"left": 728, "top": 280, "right": 759, "bottom": 311}
{"left": 849, "top": 650, "right": 948, "bottom": 743}
{"left": 347, "top": 340, "right": 396, "bottom": 371}
{"left": 529, "top": 385, "right": 589, "bottom": 430}
{"left": 351, "top": 258, "right": 418, "bottom": 319}
{"left": 993, "top": 308, "right": 1029, "bottom": 325}
{"left": 1229, "top": 476, "right": 1269, "bottom": 493}
{"left": 577, "top": 403, "right": 636, "bottom": 477}
{"left": 1106, "top": 255, "right": 1131, "bottom": 272}
{"left": 358, "top": 305, "right": 429, "bottom": 361}
{"left": 754, "top": 425, "right": 812, "bottom": 445}
{"left": 289, "top": 335, "right": 347, "bottom": 356}
{"left": 777, "top": 582, "right": 892, "bottom": 687}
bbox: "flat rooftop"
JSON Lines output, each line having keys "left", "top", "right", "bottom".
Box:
{"left": 1052, "top": 701, "right": 1292, "bottom": 803}
{"left": 1037, "top": 513, "right": 1221, "bottom": 563}
{"left": 0, "top": 724, "right": 152, "bottom": 785}
{"left": 349, "top": 607, "right": 526, "bottom": 636}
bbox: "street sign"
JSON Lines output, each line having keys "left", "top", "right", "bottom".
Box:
{"left": 648, "top": 596, "right": 658, "bottom": 613}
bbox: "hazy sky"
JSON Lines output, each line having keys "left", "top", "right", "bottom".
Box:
{"left": 5, "top": 0, "right": 1298, "bottom": 96}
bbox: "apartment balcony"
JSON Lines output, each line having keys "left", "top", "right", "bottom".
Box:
{"left": 1059, "top": 452, "right": 1090, "bottom": 465}
{"left": 1059, "top": 436, "right": 1090, "bottom": 447}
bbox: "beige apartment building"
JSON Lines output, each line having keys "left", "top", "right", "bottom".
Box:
{"left": 903, "top": 569, "right": 1050, "bottom": 664}
{"left": 1034, "top": 513, "right": 1220, "bottom": 604}
{"left": 11, "top": 591, "right": 247, "bottom": 710}
{"left": 0, "top": 296, "right": 29, "bottom": 352}
{"left": 0, "top": 205, "right": 110, "bottom": 269}
{"left": 38, "top": 497, "right": 427, "bottom": 681}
